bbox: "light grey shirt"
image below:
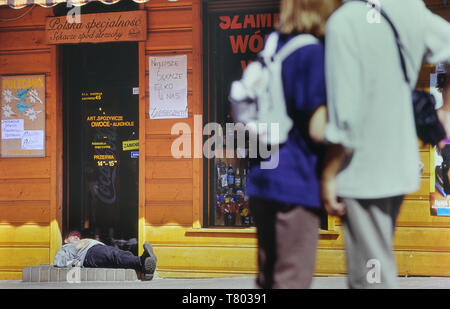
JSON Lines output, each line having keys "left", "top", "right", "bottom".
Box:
{"left": 325, "top": 0, "right": 450, "bottom": 198}
{"left": 53, "top": 239, "right": 104, "bottom": 267}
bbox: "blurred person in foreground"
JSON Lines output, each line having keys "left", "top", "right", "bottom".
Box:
{"left": 246, "top": 0, "right": 341, "bottom": 289}
{"left": 321, "top": 0, "right": 450, "bottom": 288}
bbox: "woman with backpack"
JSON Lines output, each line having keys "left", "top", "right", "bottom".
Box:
{"left": 246, "top": 0, "right": 340, "bottom": 289}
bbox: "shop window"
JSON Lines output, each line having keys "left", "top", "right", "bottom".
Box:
{"left": 203, "top": 1, "right": 280, "bottom": 227}
{"left": 203, "top": 0, "right": 329, "bottom": 230}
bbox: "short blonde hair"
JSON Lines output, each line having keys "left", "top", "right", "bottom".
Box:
{"left": 277, "top": 0, "right": 341, "bottom": 37}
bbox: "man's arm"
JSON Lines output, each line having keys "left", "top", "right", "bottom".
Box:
{"left": 321, "top": 144, "right": 347, "bottom": 217}
{"left": 321, "top": 11, "right": 360, "bottom": 217}
{"left": 53, "top": 244, "right": 79, "bottom": 267}
{"left": 53, "top": 245, "right": 70, "bottom": 267}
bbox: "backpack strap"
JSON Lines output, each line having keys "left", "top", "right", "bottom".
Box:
{"left": 349, "top": 0, "right": 410, "bottom": 84}
{"left": 275, "top": 34, "right": 320, "bottom": 62}
{"left": 259, "top": 32, "right": 319, "bottom": 64}
{"left": 259, "top": 32, "right": 280, "bottom": 61}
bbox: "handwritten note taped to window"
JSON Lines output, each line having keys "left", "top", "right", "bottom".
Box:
{"left": 21, "top": 130, "right": 44, "bottom": 150}
{"left": 149, "top": 55, "right": 188, "bottom": 119}
{"left": 1, "top": 119, "right": 24, "bottom": 139}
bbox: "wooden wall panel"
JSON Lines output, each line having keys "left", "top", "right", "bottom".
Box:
{"left": 0, "top": 203, "right": 49, "bottom": 224}
{"left": 0, "top": 30, "right": 47, "bottom": 51}
{"left": 146, "top": 158, "right": 193, "bottom": 179}
{"left": 0, "top": 225, "right": 49, "bottom": 244}
{"left": 146, "top": 179, "right": 193, "bottom": 201}
{"left": 145, "top": 202, "right": 193, "bottom": 226}
{"left": 0, "top": 51, "right": 52, "bottom": 75}
{"left": 398, "top": 200, "right": 450, "bottom": 228}
{"left": 147, "top": 6, "right": 193, "bottom": 29}
{"left": 0, "top": 158, "right": 50, "bottom": 178}
{"left": 0, "top": 6, "right": 56, "bottom": 279}
{"left": 143, "top": 3, "right": 197, "bottom": 219}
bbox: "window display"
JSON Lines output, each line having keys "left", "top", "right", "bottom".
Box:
{"left": 204, "top": 5, "right": 279, "bottom": 227}
{"left": 213, "top": 158, "right": 251, "bottom": 226}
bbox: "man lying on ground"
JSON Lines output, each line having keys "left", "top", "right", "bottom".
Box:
{"left": 53, "top": 230, "right": 157, "bottom": 280}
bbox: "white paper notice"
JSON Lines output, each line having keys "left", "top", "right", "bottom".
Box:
{"left": 430, "top": 73, "right": 444, "bottom": 110}
{"left": 1, "top": 119, "right": 24, "bottom": 139}
{"left": 149, "top": 55, "right": 188, "bottom": 119}
{"left": 21, "top": 130, "right": 44, "bottom": 150}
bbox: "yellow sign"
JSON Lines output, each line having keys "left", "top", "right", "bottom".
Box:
{"left": 123, "top": 140, "right": 139, "bottom": 151}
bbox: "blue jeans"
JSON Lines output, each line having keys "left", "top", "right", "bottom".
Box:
{"left": 84, "top": 244, "right": 142, "bottom": 271}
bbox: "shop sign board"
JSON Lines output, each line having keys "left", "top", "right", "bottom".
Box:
{"left": 45, "top": 11, "right": 147, "bottom": 44}
{"left": 0, "top": 75, "right": 46, "bottom": 157}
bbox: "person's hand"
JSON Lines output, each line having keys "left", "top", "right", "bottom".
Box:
{"left": 321, "top": 175, "right": 346, "bottom": 217}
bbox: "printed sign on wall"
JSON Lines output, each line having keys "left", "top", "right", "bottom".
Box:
{"left": 149, "top": 55, "right": 188, "bottom": 119}
{"left": 0, "top": 75, "right": 45, "bottom": 157}
{"left": 46, "top": 11, "right": 147, "bottom": 44}
{"left": 430, "top": 64, "right": 450, "bottom": 216}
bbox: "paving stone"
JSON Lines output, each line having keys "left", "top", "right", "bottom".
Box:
{"left": 87, "top": 268, "right": 96, "bottom": 281}
{"left": 80, "top": 268, "right": 87, "bottom": 282}
{"left": 39, "top": 267, "right": 50, "bottom": 282}
{"left": 115, "top": 269, "right": 125, "bottom": 281}
{"left": 58, "top": 268, "right": 68, "bottom": 282}
{"left": 31, "top": 267, "right": 40, "bottom": 282}
{"left": 50, "top": 267, "right": 59, "bottom": 282}
{"left": 96, "top": 269, "right": 107, "bottom": 281}
{"left": 22, "top": 265, "right": 141, "bottom": 282}
{"left": 125, "top": 269, "right": 138, "bottom": 281}
{"left": 22, "top": 267, "right": 31, "bottom": 282}
{"left": 106, "top": 269, "right": 115, "bottom": 281}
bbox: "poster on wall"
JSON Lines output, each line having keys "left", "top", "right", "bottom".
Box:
{"left": 0, "top": 75, "right": 45, "bottom": 157}
{"left": 430, "top": 64, "right": 450, "bottom": 216}
{"left": 149, "top": 55, "right": 188, "bottom": 119}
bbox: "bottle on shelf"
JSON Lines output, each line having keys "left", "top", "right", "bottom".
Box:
{"left": 235, "top": 168, "right": 241, "bottom": 189}
{"left": 216, "top": 160, "right": 222, "bottom": 193}
{"left": 227, "top": 164, "right": 234, "bottom": 190}
{"left": 220, "top": 161, "right": 228, "bottom": 190}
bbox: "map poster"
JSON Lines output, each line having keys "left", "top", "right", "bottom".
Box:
{"left": 0, "top": 75, "right": 46, "bottom": 157}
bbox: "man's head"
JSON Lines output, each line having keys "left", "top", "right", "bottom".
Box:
{"left": 64, "top": 230, "right": 81, "bottom": 244}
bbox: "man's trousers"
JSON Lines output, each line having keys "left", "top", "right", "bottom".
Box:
{"left": 341, "top": 196, "right": 404, "bottom": 289}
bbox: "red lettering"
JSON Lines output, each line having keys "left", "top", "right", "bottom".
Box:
{"left": 231, "top": 15, "right": 242, "bottom": 29}
{"left": 219, "top": 16, "right": 231, "bottom": 30}
{"left": 248, "top": 31, "right": 264, "bottom": 53}
{"left": 256, "top": 13, "right": 271, "bottom": 28}
{"left": 273, "top": 13, "right": 280, "bottom": 28}
{"left": 230, "top": 35, "right": 249, "bottom": 54}
{"left": 243, "top": 14, "right": 256, "bottom": 29}
{"left": 240, "top": 60, "right": 253, "bottom": 72}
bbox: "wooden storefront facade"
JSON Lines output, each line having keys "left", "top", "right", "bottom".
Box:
{"left": 0, "top": 0, "right": 449, "bottom": 280}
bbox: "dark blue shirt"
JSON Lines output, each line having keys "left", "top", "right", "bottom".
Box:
{"left": 246, "top": 33, "right": 327, "bottom": 209}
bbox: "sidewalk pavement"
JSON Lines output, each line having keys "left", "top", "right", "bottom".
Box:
{"left": 1, "top": 275, "right": 450, "bottom": 289}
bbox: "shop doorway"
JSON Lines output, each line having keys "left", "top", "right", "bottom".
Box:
{"left": 62, "top": 42, "right": 139, "bottom": 253}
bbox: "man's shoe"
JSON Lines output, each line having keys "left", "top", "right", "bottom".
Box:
{"left": 141, "top": 242, "right": 157, "bottom": 281}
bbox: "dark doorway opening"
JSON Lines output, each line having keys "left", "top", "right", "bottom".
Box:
{"left": 62, "top": 42, "right": 139, "bottom": 254}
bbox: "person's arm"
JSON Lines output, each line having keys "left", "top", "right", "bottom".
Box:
{"left": 309, "top": 105, "right": 327, "bottom": 144}
{"left": 321, "top": 144, "right": 347, "bottom": 216}
{"left": 53, "top": 245, "right": 71, "bottom": 267}
{"left": 320, "top": 12, "right": 360, "bottom": 216}
{"left": 422, "top": 7, "right": 450, "bottom": 66}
